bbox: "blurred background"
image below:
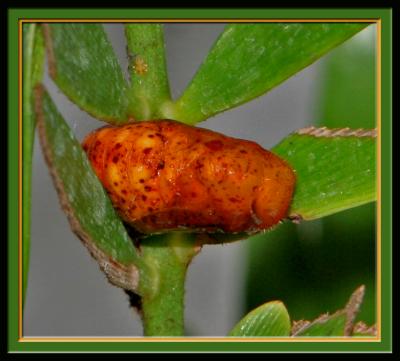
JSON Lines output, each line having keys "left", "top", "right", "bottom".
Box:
{"left": 24, "top": 23, "right": 376, "bottom": 336}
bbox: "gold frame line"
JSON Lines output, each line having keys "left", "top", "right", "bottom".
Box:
{"left": 18, "top": 18, "right": 382, "bottom": 343}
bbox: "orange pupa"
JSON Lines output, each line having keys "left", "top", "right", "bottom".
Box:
{"left": 82, "top": 120, "right": 295, "bottom": 234}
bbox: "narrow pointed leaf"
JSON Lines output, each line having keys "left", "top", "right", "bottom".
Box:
{"left": 174, "top": 23, "right": 368, "bottom": 124}
{"left": 292, "top": 285, "right": 365, "bottom": 336}
{"left": 228, "top": 301, "right": 291, "bottom": 337}
{"left": 22, "top": 23, "right": 45, "bottom": 307}
{"left": 272, "top": 127, "right": 376, "bottom": 220}
{"left": 125, "top": 24, "right": 172, "bottom": 120}
{"left": 43, "top": 24, "right": 129, "bottom": 124}
{"left": 35, "top": 86, "right": 143, "bottom": 292}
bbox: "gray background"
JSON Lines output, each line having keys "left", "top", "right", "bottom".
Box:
{"left": 24, "top": 24, "right": 372, "bottom": 336}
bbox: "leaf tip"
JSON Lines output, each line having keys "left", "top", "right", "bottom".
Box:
{"left": 344, "top": 284, "right": 366, "bottom": 336}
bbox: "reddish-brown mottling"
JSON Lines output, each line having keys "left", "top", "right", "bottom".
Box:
{"left": 205, "top": 140, "right": 223, "bottom": 151}
{"left": 82, "top": 120, "right": 295, "bottom": 234}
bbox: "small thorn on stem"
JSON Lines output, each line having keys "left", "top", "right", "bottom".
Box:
{"left": 288, "top": 213, "right": 303, "bottom": 224}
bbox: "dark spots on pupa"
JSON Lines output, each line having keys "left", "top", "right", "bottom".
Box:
{"left": 205, "top": 140, "right": 223, "bottom": 151}
{"left": 143, "top": 148, "right": 152, "bottom": 155}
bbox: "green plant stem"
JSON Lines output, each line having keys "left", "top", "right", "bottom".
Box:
{"left": 125, "top": 24, "right": 172, "bottom": 120}
{"left": 139, "top": 232, "right": 199, "bottom": 336}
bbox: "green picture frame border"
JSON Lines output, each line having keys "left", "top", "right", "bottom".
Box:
{"left": 8, "top": 8, "right": 392, "bottom": 353}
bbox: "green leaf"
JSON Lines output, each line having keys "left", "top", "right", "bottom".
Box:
{"left": 173, "top": 23, "right": 368, "bottom": 124}
{"left": 43, "top": 24, "right": 129, "bottom": 124}
{"left": 125, "top": 24, "right": 172, "bottom": 120}
{"left": 35, "top": 86, "right": 144, "bottom": 292}
{"left": 22, "top": 23, "right": 45, "bottom": 307}
{"left": 292, "top": 285, "right": 365, "bottom": 336}
{"left": 228, "top": 301, "right": 291, "bottom": 337}
{"left": 272, "top": 127, "right": 376, "bottom": 220}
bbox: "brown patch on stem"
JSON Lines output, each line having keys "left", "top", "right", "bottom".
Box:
{"left": 297, "top": 126, "right": 377, "bottom": 138}
{"left": 34, "top": 84, "right": 139, "bottom": 292}
{"left": 132, "top": 55, "right": 148, "bottom": 75}
{"left": 42, "top": 24, "right": 57, "bottom": 79}
{"left": 288, "top": 213, "right": 303, "bottom": 224}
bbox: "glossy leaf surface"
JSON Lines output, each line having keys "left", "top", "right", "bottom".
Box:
{"left": 43, "top": 24, "right": 129, "bottom": 123}
{"left": 229, "top": 301, "right": 291, "bottom": 336}
{"left": 174, "top": 23, "right": 368, "bottom": 124}
{"left": 35, "top": 87, "right": 143, "bottom": 291}
{"left": 273, "top": 128, "right": 376, "bottom": 220}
